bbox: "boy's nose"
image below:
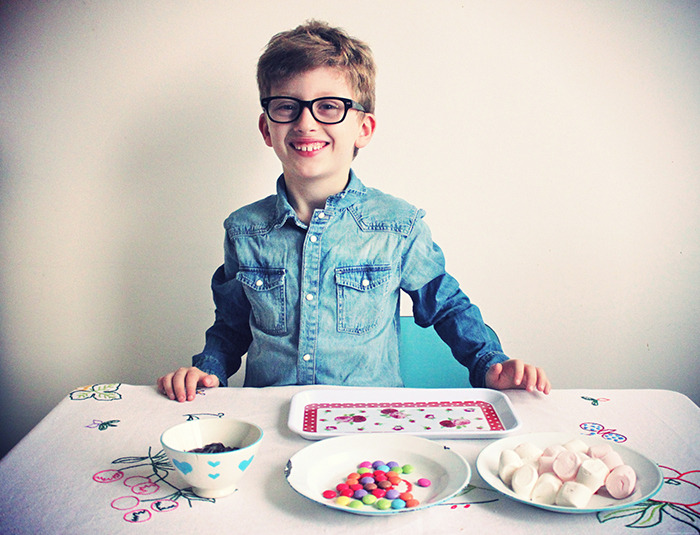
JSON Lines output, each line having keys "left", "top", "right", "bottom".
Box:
{"left": 295, "top": 106, "right": 319, "bottom": 130}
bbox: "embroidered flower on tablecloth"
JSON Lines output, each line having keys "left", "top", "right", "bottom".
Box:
{"left": 70, "top": 383, "right": 122, "bottom": 401}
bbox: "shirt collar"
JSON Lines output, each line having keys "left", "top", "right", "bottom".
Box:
{"left": 272, "top": 170, "right": 367, "bottom": 229}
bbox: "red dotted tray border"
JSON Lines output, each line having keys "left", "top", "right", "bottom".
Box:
{"left": 302, "top": 400, "right": 504, "bottom": 433}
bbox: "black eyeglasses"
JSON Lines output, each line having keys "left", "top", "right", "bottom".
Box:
{"left": 261, "top": 96, "right": 366, "bottom": 125}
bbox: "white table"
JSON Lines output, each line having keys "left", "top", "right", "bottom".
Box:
{"left": 1, "top": 385, "right": 699, "bottom": 534}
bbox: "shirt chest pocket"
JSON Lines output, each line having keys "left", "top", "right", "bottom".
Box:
{"left": 236, "top": 267, "right": 287, "bottom": 335}
{"left": 335, "top": 264, "right": 393, "bottom": 335}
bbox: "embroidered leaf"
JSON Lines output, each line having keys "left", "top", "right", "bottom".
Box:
{"left": 598, "top": 502, "right": 653, "bottom": 523}
{"left": 626, "top": 502, "right": 665, "bottom": 528}
{"left": 112, "top": 455, "right": 149, "bottom": 465}
{"left": 664, "top": 503, "right": 700, "bottom": 530}
{"left": 92, "top": 390, "right": 122, "bottom": 401}
{"left": 92, "top": 383, "right": 121, "bottom": 392}
{"left": 70, "top": 391, "right": 94, "bottom": 401}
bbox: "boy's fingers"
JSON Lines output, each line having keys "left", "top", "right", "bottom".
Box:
{"left": 172, "top": 367, "right": 192, "bottom": 402}
{"left": 510, "top": 359, "right": 525, "bottom": 387}
{"left": 185, "top": 371, "right": 202, "bottom": 402}
{"left": 158, "top": 373, "right": 175, "bottom": 400}
{"left": 524, "top": 366, "right": 538, "bottom": 392}
{"left": 485, "top": 362, "right": 503, "bottom": 388}
{"left": 537, "top": 369, "right": 551, "bottom": 394}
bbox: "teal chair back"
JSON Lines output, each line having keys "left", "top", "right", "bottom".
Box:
{"left": 399, "top": 316, "right": 500, "bottom": 388}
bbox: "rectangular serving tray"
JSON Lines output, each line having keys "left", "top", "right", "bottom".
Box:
{"left": 288, "top": 388, "right": 521, "bottom": 440}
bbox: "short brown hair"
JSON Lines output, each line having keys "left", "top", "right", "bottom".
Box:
{"left": 257, "top": 20, "right": 376, "bottom": 114}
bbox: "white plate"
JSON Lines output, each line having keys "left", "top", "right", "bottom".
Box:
{"left": 288, "top": 388, "right": 520, "bottom": 440}
{"left": 476, "top": 432, "right": 664, "bottom": 514}
{"left": 285, "top": 434, "right": 471, "bottom": 516}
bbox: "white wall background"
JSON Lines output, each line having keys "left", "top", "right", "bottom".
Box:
{"left": 1, "top": 0, "right": 699, "bottom": 458}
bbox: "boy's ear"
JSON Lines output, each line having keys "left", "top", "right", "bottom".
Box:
{"left": 258, "top": 113, "right": 273, "bottom": 147}
{"left": 354, "top": 113, "right": 376, "bottom": 150}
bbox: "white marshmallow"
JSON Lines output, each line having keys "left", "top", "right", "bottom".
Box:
{"left": 600, "top": 450, "right": 625, "bottom": 471}
{"left": 531, "top": 473, "right": 563, "bottom": 505}
{"left": 511, "top": 463, "right": 539, "bottom": 498}
{"left": 563, "top": 439, "right": 589, "bottom": 454}
{"left": 576, "top": 458, "right": 610, "bottom": 492}
{"left": 542, "top": 444, "right": 566, "bottom": 457}
{"left": 576, "top": 451, "right": 592, "bottom": 463}
{"left": 556, "top": 481, "right": 594, "bottom": 508}
{"left": 515, "top": 442, "right": 543, "bottom": 464}
{"left": 588, "top": 443, "right": 613, "bottom": 459}
{"left": 552, "top": 450, "right": 581, "bottom": 482}
{"left": 605, "top": 465, "right": 637, "bottom": 499}
{"left": 499, "top": 449, "right": 523, "bottom": 487}
{"left": 538, "top": 455, "right": 556, "bottom": 476}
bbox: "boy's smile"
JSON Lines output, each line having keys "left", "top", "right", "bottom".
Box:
{"left": 259, "top": 67, "right": 375, "bottom": 196}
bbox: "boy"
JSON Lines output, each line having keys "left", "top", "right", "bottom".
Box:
{"left": 158, "top": 20, "right": 550, "bottom": 402}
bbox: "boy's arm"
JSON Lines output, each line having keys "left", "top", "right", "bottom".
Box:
{"left": 401, "top": 214, "right": 549, "bottom": 392}
{"left": 158, "top": 235, "right": 253, "bottom": 401}
{"left": 191, "top": 255, "right": 254, "bottom": 388}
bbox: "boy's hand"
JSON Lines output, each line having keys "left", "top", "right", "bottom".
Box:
{"left": 485, "top": 359, "right": 551, "bottom": 394}
{"left": 157, "top": 367, "right": 220, "bottom": 402}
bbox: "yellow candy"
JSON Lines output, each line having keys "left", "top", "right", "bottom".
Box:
{"left": 336, "top": 496, "right": 352, "bottom": 506}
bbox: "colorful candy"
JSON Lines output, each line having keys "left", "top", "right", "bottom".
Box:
{"left": 323, "top": 460, "right": 430, "bottom": 511}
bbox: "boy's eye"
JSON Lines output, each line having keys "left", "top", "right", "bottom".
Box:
{"left": 272, "top": 100, "right": 299, "bottom": 113}
{"left": 316, "top": 100, "right": 341, "bottom": 111}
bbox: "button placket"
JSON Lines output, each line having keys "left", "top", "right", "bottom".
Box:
{"left": 297, "top": 209, "right": 331, "bottom": 382}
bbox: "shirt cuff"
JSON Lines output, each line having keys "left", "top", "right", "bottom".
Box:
{"left": 192, "top": 354, "right": 229, "bottom": 388}
{"left": 471, "top": 351, "right": 509, "bottom": 388}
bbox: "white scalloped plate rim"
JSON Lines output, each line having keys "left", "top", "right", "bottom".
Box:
{"left": 476, "top": 432, "right": 664, "bottom": 514}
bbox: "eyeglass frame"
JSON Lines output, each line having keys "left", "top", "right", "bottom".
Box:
{"left": 260, "top": 96, "right": 366, "bottom": 125}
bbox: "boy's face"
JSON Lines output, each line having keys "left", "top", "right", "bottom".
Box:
{"left": 258, "top": 67, "right": 375, "bottom": 190}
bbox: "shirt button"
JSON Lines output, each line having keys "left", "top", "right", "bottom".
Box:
{"left": 305, "top": 294, "right": 314, "bottom": 301}
{"left": 255, "top": 279, "right": 263, "bottom": 287}
{"left": 317, "top": 212, "right": 326, "bottom": 219}
{"left": 302, "top": 354, "right": 311, "bottom": 362}
{"left": 362, "top": 279, "right": 370, "bottom": 287}
{"left": 310, "top": 235, "right": 318, "bottom": 243}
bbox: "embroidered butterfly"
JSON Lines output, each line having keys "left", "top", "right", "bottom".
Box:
{"left": 580, "top": 422, "right": 627, "bottom": 443}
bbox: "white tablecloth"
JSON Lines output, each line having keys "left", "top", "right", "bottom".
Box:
{"left": 1, "top": 385, "right": 699, "bottom": 534}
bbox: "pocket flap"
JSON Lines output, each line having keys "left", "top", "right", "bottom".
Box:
{"left": 236, "top": 267, "right": 285, "bottom": 291}
{"left": 335, "top": 265, "right": 392, "bottom": 291}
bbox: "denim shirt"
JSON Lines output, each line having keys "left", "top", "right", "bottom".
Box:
{"left": 193, "top": 171, "right": 508, "bottom": 388}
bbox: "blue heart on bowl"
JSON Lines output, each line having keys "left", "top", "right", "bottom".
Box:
{"left": 208, "top": 473, "right": 220, "bottom": 479}
{"left": 172, "top": 459, "right": 193, "bottom": 475}
{"left": 239, "top": 455, "right": 254, "bottom": 472}
{"left": 208, "top": 460, "right": 220, "bottom": 467}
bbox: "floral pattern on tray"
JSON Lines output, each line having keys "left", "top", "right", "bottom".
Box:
{"left": 302, "top": 400, "right": 505, "bottom": 434}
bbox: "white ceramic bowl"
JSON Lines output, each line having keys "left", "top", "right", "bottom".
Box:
{"left": 160, "top": 418, "right": 263, "bottom": 498}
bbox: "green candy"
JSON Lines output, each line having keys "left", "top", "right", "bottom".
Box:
{"left": 376, "top": 498, "right": 392, "bottom": 510}
{"left": 362, "top": 494, "right": 377, "bottom": 505}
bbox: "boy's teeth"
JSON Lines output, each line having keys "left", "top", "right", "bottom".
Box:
{"left": 294, "top": 142, "right": 324, "bottom": 151}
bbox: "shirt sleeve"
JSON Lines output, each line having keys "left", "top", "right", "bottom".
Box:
{"left": 400, "top": 212, "right": 508, "bottom": 388}
{"left": 192, "top": 236, "right": 253, "bottom": 387}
